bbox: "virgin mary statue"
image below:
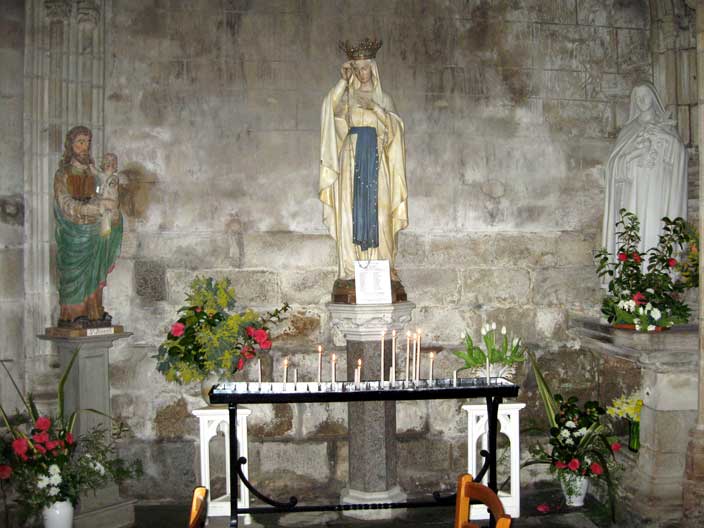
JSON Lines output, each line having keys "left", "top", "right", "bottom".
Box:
{"left": 602, "top": 82, "right": 687, "bottom": 262}
{"left": 319, "top": 38, "right": 408, "bottom": 284}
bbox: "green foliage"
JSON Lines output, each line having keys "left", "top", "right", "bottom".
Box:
{"left": 594, "top": 209, "right": 696, "bottom": 331}
{"left": 155, "top": 276, "right": 290, "bottom": 384}
{"left": 523, "top": 350, "right": 619, "bottom": 520}
{"left": 453, "top": 323, "right": 524, "bottom": 371}
{"left": 0, "top": 350, "right": 141, "bottom": 522}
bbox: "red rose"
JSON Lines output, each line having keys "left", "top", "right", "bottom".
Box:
{"left": 237, "top": 357, "right": 245, "bottom": 371}
{"left": 170, "top": 322, "right": 185, "bottom": 337}
{"left": 567, "top": 458, "right": 580, "bottom": 471}
{"left": 259, "top": 340, "right": 272, "bottom": 350}
{"left": 632, "top": 253, "right": 642, "bottom": 264}
{"left": 241, "top": 345, "right": 255, "bottom": 359}
{"left": 12, "top": 438, "right": 29, "bottom": 458}
{"left": 536, "top": 503, "right": 550, "bottom": 513}
{"left": 253, "top": 328, "right": 268, "bottom": 345}
{"left": 245, "top": 326, "right": 255, "bottom": 337}
{"left": 35, "top": 416, "right": 51, "bottom": 432}
{"left": 65, "top": 432, "right": 74, "bottom": 445}
{"left": 611, "top": 442, "right": 622, "bottom": 453}
{"left": 34, "top": 444, "right": 46, "bottom": 455}
{"left": 632, "top": 292, "right": 646, "bottom": 305}
{"left": 554, "top": 460, "right": 568, "bottom": 469}
{"left": 32, "top": 432, "right": 49, "bottom": 444}
{"left": 52, "top": 450, "right": 59, "bottom": 457}
{"left": 617, "top": 252, "right": 627, "bottom": 262}
{"left": 0, "top": 465, "right": 12, "bottom": 480}
{"left": 46, "top": 440, "right": 60, "bottom": 451}
{"left": 590, "top": 462, "right": 603, "bottom": 475}
{"left": 668, "top": 258, "right": 677, "bottom": 268}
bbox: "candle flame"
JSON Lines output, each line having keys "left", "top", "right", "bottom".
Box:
{"left": 430, "top": 352, "right": 435, "bottom": 359}
{"left": 416, "top": 328, "right": 421, "bottom": 335}
{"left": 392, "top": 329, "right": 396, "bottom": 337}
{"left": 284, "top": 358, "right": 288, "bottom": 367}
{"left": 407, "top": 331, "right": 411, "bottom": 337}
{"left": 332, "top": 354, "right": 336, "bottom": 361}
{"left": 318, "top": 345, "right": 322, "bottom": 353}
{"left": 357, "top": 358, "right": 362, "bottom": 367}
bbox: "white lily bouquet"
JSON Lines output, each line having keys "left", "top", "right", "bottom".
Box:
{"left": 453, "top": 322, "right": 525, "bottom": 380}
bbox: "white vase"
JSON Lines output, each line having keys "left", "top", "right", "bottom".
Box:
{"left": 559, "top": 473, "right": 589, "bottom": 507}
{"left": 42, "top": 500, "right": 73, "bottom": 528}
{"left": 200, "top": 372, "right": 222, "bottom": 404}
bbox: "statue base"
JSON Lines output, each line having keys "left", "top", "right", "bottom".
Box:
{"left": 332, "top": 279, "right": 407, "bottom": 304}
{"left": 45, "top": 325, "right": 125, "bottom": 338}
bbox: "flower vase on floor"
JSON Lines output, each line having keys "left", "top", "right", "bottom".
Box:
{"left": 559, "top": 473, "right": 589, "bottom": 507}
{"left": 42, "top": 501, "right": 73, "bottom": 528}
{"left": 629, "top": 420, "right": 640, "bottom": 452}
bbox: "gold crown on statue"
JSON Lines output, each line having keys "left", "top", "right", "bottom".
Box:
{"left": 338, "top": 38, "right": 383, "bottom": 60}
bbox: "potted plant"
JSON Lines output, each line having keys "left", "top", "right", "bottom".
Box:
{"left": 453, "top": 322, "right": 524, "bottom": 380}
{"left": 523, "top": 350, "right": 620, "bottom": 518}
{"left": 155, "top": 276, "right": 289, "bottom": 398}
{"left": 0, "top": 351, "right": 141, "bottom": 527}
{"left": 594, "top": 209, "right": 696, "bottom": 331}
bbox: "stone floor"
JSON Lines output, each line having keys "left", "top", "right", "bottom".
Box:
{"left": 135, "top": 485, "right": 614, "bottom": 527}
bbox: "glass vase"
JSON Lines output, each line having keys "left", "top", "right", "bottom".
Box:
{"left": 628, "top": 420, "right": 640, "bottom": 452}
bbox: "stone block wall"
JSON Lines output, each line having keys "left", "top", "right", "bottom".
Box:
{"left": 0, "top": 0, "right": 25, "bottom": 409}
{"left": 99, "top": 0, "right": 657, "bottom": 501}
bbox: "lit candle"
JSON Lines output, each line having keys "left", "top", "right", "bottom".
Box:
{"left": 412, "top": 333, "right": 418, "bottom": 381}
{"left": 405, "top": 331, "right": 411, "bottom": 380}
{"left": 283, "top": 357, "right": 288, "bottom": 384}
{"left": 317, "top": 345, "right": 323, "bottom": 383}
{"left": 331, "top": 353, "right": 337, "bottom": 384}
{"left": 429, "top": 352, "right": 435, "bottom": 381}
{"left": 258, "top": 358, "right": 262, "bottom": 384}
{"left": 416, "top": 329, "right": 422, "bottom": 380}
{"left": 380, "top": 330, "right": 386, "bottom": 383}
{"left": 356, "top": 358, "right": 362, "bottom": 386}
{"left": 391, "top": 330, "right": 397, "bottom": 383}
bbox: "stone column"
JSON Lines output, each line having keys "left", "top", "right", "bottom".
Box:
{"left": 683, "top": 1, "right": 704, "bottom": 521}
{"left": 327, "top": 302, "right": 415, "bottom": 520}
{"left": 37, "top": 331, "right": 136, "bottom": 528}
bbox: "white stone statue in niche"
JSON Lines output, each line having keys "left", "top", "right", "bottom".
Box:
{"left": 319, "top": 38, "right": 408, "bottom": 288}
{"left": 602, "top": 82, "right": 688, "bottom": 262}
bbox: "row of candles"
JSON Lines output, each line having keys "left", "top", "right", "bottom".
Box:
{"left": 253, "top": 329, "right": 478, "bottom": 385}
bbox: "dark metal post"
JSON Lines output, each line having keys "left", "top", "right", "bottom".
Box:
{"left": 486, "top": 395, "right": 502, "bottom": 528}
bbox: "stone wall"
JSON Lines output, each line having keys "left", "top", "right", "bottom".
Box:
{"left": 0, "top": 0, "right": 25, "bottom": 409}
{"left": 98, "top": 0, "right": 657, "bottom": 502}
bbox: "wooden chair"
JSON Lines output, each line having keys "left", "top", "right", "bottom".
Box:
{"left": 188, "top": 486, "right": 208, "bottom": 528}
{"left": 454, "top": 473, "right": 512, "bottom": 528}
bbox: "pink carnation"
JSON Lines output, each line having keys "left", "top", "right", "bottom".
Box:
{"left": 0, "top": 465, "right": 11, "bottom": 480}
{"left": 590, "top": 462, "right": 603, "bottom": 475}
{"left": 611, "top": 442, "right": 622, "bottom": 453}
{"left": 567, "top": 458, "right": 580, "bottom": 471}
{"left": 35, "top": 416, "right": 51, "bottom": 432}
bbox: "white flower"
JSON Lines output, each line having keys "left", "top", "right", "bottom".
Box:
{"left": 460, "top": 331, "right": 465, "bottom": 339}
{"left": 646, "top": 288, "right": 655, "bottom": 294}
{"left": 647, "top": 325, "right": 656, "bottom": 332}
{"left": 48, "top": 486, "right": 60, "bottom": 497}
{"left": 559, "top": 429, "right": 571, "bottom": 439}
{"left": 565, "top": 438, "right": 574, "bottom": 446}
{"left": 481, "top": 327, "right": 487, "bottom": 336}
{"left": 512, "top": 337, "right": 520, "bottom": 347}
{"left": 491, "top": 322, "right": 496, "bottom": 330}
{"left": 49, "top": 473, "right": 62, "bottom": 486}
{"left": 565, "top": 420, "right": 576, "bottom": 429}
{"left": 37, "top": 475, "right": 50, "bottom": 489}
{"left": 651, "top": 308, "right": 661, "bottom": 321}
{"left": 575, "top": 427, "right": 587, "bottom": 437}
{"left": 92, "top": 461, "right": 105, "bottom": 476}
{"left": 635, "top": 324, "right": 641, "bottom": 331}
{"left": 501, "top": 326, "right": 506, "bottom": 335}
{"left": 48, "top": 464, "right": 60, "bottom": 476}
{"left": 645, "top": 303, "right": 653, "bottom": 311}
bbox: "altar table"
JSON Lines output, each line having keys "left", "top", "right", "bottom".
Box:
{"left": 209, "top": 378, "right": 520, "bottom": 528}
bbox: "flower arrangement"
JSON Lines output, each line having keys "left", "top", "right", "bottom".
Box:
{"left": 594, "top": 209, "right": 695, "bottom": 331}
{"left": 607, "top": 391, "right": 643, "bottom": 452}
{"left": 0, "top": 351, "right": 141, "bottom": 523}
{"left": 453, "top": 322, "right": 524, "bottom": 378}
{"left": 523, "top": 350, "right": 619, "bottom": 518}
{"left": 156, "top": 276, "right": 289, "bottom": 384}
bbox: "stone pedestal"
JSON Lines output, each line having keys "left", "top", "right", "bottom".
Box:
{"left": 571, "top": 316, "right": 698, "bottom": 524}
{"left": 327, "top": 302, "right": 415, "bottom": 519}
{"left": 38, "top": 330, "right": 136, "bottom": 528}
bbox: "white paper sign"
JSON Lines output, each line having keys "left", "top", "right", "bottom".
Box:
{"left": 354, "top": 260, "right": 392, "bottom": 304}
{"left": 86, "top": 327, "right": 115, "bottom": 336}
